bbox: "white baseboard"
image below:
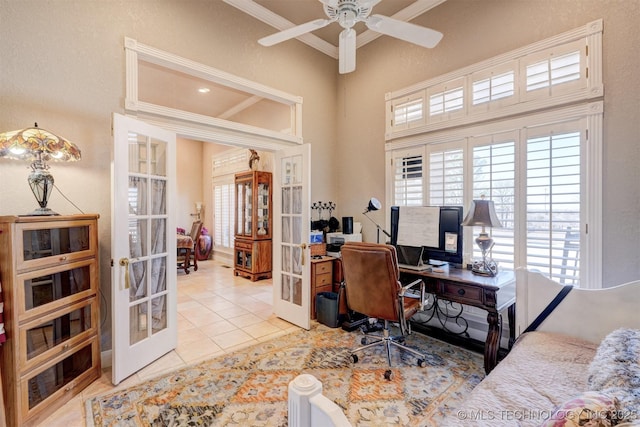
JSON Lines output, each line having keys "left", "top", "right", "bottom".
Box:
{"left": 212, "top": 250, "right": 233, "bottom": 266}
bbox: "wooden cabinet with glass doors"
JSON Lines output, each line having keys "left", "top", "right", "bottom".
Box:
{"left": 0, "top": 215, "right": 101, "bottom": 427}
{"left": 234, "top": 171, "right": 272, "bottom": 281}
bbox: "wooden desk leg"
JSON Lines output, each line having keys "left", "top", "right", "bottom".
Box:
{"left": 508, "top": 303, "right": 516, "bottom": 349}
{"left": 485, "top": 311, "right": 500, "bottom": 374}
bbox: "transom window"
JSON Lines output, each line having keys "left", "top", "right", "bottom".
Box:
{"left": 385, "top": 20, "right": 602, "bottom": 138}
{"left": 473, "top": 71, "right": 515, "bottom": 105}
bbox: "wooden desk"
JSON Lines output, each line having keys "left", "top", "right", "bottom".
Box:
{"left": 399, "top": 266, "right": 515, "bottom": 374}
{"left": 310, "top": 257, "right": 333, "bottom": 319}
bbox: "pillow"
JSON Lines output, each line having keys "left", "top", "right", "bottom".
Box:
{"left": 588, "top": 328, "right": 640, "bottom": 391}
{"left": 587, "top": 328, "right": 640, "bottom": 424}
{"left": 541, "top": 391, "right": 618, "bottom": 427}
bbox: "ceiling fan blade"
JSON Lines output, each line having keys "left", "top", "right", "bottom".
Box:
{"left": 339, "top": 28, "right": 356, "bottom": 74}
{"left": 365, "top": 14, "right": 443, "bottom": 49}
{"left": 258, "top": 18, "right": 333, "bottom": 47}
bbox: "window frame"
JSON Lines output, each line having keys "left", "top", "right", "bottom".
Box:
{"left": 385, "top": 20, "right": 603, "bottom": 288}
{"left": 386, "top": 101, "right": 603, "bottom": 288}
{"left": 385, "top": 20, "right": 603, "bottom": 140}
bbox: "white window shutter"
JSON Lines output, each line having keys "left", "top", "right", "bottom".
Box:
{"left": 392, "top": 148, "right": 425, "bottom": 206}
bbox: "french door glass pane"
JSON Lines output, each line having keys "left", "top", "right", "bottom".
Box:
{"left": 282, "top": 187, "right": 291, "bottom": 214}
{"left": 292, "top": 246, "right": 302, "bottom": 275}
{"left": 282, "top": 217, "right": 291, "bottom": 243}
{"left": 151, "top": 295, "right": 167, "bottom": 334}
{"left": 128, "top": 133, "right": 146, "bottom": 174}
{"left": 129, "top": 260, "right": 147, "bottom": 302}
{"left": 149, "top": 138, "right": 166, "bottom": 176}
{"left": 150, "top": 179, "right": 166, "bottom": 215}
{"left": 130, "top": 302, "right": 148, "bottom": 345}
{"left": 292, "top": 217, "right": 301, "bottom": 244}
{"left": 151, "top": 219, "right": 166, "bottom": 254}
{"left": 281, "top": 275, "right": 291, "bottom": 301}
{"left": 129, "top": 219, "right": 148, "bottom": 258}
{"left": 151, "top": 258, "right": 166, "bottom": 293}
{"left": 282, "top": 246, "right": 291, "bottom": 272}
{"left": 292, "top": 186, "right": 302, "bottom": 214}
{"left": 292, "top": 277, "right": 302, "bottom": 306}
{"left": 129, "top": 177, "right": 148, "bottom": 215}
{"left": 280, "top": 153, "right": 304, "bottom": 307}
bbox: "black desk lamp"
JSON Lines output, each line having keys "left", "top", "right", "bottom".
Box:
{"left": 461, "top": 197, "right": 503, "bottom": 276}
{"left": 363, "top": 197, "right": 391, "bottom": 244}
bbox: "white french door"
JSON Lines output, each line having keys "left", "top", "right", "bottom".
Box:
{"left": 111, "top": 113, "right": 177, "bottom": 385}
{"left": 273, "top": 144, "right": 311, "bottom": 330}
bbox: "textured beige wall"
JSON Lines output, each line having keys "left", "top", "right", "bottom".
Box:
{"left": 176, "top": 137, "right": 204, "bottom": 230}
{"left": 335, "top": 0, "right": 640, "bottom": 286}
{"left": 0, "top": 0, "right": 338, "bottom": 350}
{"left": 1, "top": 0, "right": 639, "bottom": 353}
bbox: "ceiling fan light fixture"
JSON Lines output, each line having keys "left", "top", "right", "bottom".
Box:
{"left": 257, "top": 0, "right": 443, "bottom": 74}
{"left": 338, "top": 9, "right": 357, "bottom": 28}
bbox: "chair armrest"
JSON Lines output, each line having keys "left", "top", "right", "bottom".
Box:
{"left": 400, "top": 279, "right": 426, "bottom": 310}
{"left": 400, "top": 278, "right": 423, "bottom": 294}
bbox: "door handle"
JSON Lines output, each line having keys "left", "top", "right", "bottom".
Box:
{"left": 300, "top": 243, "right": 307, "bottom": 266}
{"left": 119, "top": 258, "right": 130, "bottom": 290}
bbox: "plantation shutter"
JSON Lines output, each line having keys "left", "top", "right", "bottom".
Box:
{"left": 393, "top": 98, "right": 424, "bottom": 127}
{"left": 428, "top": 145, "right": 464, "bottom": 206}
{"left": 213, "top": 180, "right": 235, "bottom": 250}
{"left": 524, "top": 123, "right": 582, "bottom": 285}
{"left": 521, "top": 39, "right": 585, "bottom": 102}
{"left": 392, "top": 148, "right": 424, "bottom": 206}
{"left": 469, "top": 133, "right": 517, "bottom": 270}
{"left": 212, "top": 148, "right": 249, "bottom": 253}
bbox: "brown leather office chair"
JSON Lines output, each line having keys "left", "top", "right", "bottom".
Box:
{"left": 341, "top": 242, "right": 427, "bottom": 378}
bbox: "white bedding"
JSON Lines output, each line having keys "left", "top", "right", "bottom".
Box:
{"left": 444, "top": 331, "right": 598, "bottom": 427}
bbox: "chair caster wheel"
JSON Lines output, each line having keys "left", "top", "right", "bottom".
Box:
{"left": 417, "top": 359, "right": 426, "bottom": 368}
{"left": 350, "top": 354, "right": 358, "bottom": 363}
{"left": 361, "top": 337, "right": 367, "bottom": 345}
{"left": 384, "top": 369, "right": 393, "bottom": 381}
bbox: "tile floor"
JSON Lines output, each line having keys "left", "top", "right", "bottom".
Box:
{"left": 37, "top": 259, "right": 300, "bottom": 427}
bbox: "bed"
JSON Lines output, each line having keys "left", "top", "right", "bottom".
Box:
{"left": 444, "top": 267, "right": 640, "bottom": 426}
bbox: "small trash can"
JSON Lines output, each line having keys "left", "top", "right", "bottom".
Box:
{"left": 316, "top": 292, "right": 340, "bottom": 328}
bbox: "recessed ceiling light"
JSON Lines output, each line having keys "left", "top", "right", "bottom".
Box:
{"left": 198, "top": 87, "right": 210, "bottom": 93}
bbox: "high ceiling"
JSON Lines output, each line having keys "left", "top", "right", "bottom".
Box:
{"left": 142, "top": 1, "right": 447, "bottom": 136}
{"left": 224, "top": 0, "right": 446, "bottom": 59}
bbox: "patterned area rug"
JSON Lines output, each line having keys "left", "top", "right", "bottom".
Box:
{"left": 86, "top": 323, "right": 484, "bottom": 426}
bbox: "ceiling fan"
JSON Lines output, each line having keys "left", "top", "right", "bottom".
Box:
{"left": 258, "top": 0, "right": 443, "bottom": 74}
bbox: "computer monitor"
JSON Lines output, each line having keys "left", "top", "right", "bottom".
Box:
{"left": 390, "top": 205, "right": 464, "bottom": 267}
